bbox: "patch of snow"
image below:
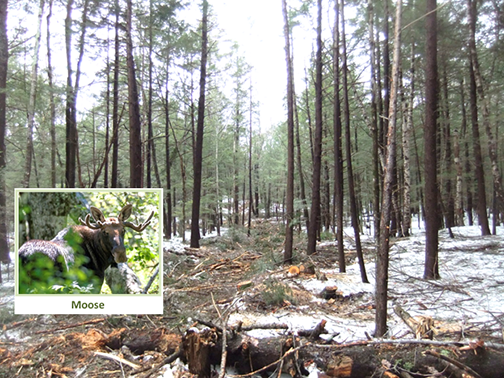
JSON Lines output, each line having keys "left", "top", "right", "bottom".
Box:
{"left": 231, "top": 223, "right": 504, "bottom": 342}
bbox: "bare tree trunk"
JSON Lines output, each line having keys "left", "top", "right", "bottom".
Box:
{"left": 103, "top": 24, "right": 110, "bottom": 188}
{"left": 424, "top": 0, "right": 441, "bottom": 279}
{"left": 341, "top": 0, "right": 368, "bottom": 283}
{"left": 441, "top": 61, "right": 454, "bottom": 229}
{"left": 307, "top": 0, "right": 323, "bottom": 256}
{"left": 46, "top": 0, "right": 57, "bottom": 188}
{"left": 375, "top": 0, "right": 401, "bottom": 337}
{"left": 459, "top": 80, "right": 474, "bottom": 225}
{"left": 401, "top": 44, "right": 414, "bottom": 237}
{"left": 64, "top": 0, "right": 76, "bottom": 188}
{"left": 111, "top": 0, "right": 120, "bottom": 188}
{"left": 247, "top": 82, "right": 253, "bottom": 237}
{"left": 23, "top": 0, "right": 44, "bottom": 188}
{"left": 190, "top": 0, "right": 209, "bottom": 248}
{"left": 453, "top": 126, "right": 464, "bottom": 226}
{"left": 282, "top": 0, "right": 295, "bottom": 263}
{"left": 368, "top": 0, "right": 381, "bottom": 243}
{"left": 333, "top": 0, "right": 345, "bottom": 272}
{"left": 164, "top": 62, "right": 173, "bottom": 238}
{"left": 126, "top": 0, "right": 142, "bottom": 188}
{"left": 0, "top": 0, "right": 10, "bottom": 269}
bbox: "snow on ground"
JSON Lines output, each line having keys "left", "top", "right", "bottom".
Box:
{"left": 165, "top": 222, "right": 504, "bottom": 343}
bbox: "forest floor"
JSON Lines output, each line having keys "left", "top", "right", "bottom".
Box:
{"left": 1, "top": 220, "right": 504, "bottom": 377}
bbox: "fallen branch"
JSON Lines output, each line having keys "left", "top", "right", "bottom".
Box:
{"left": 314, "top": 338, "right": 504, "bottom": 350}
{"left": 94, "top": 351, "right": 141, "bottom": 370}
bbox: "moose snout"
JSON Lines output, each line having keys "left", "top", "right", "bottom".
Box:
{"left": 113, "top": 246, "right": 127, "bottom": 263}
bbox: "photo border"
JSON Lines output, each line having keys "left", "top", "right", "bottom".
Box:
{"left": 14, "top": 188, "right": 164, "bottom": 315}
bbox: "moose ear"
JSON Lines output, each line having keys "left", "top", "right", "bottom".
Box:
{"left": 90, "top": 206, "right": 106, "bottom": 223}
{"left": 118, "top": 204, "right": 133, "bottom": 221}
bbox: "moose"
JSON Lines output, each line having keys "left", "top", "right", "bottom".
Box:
{"left": 18, "top": 204, "right": 154, "bottom": 294}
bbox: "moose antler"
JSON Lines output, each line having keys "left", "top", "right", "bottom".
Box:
{"left": 79, "top": 213, "right": 103, "bottom": 230}
{"left": 124, "top": 210, "right": 154, "bottom": 232}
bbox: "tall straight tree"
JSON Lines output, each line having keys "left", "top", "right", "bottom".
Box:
{"left": 47, "top": 0, "right": 56, "bottom": 188}
{"left": 0, "top": 0, "right": 10, "bottom": 270}
{"left": 367, "top": 0, "right": 380, "bottom": 242}
{"left": 126, "top": 0, "right": 142, "bottom": 187}
{"left": 307, "top": 0, "right": 323, "bottom": 256}
{"left": 64, "top": 0, "right": 89, "bottom": 188}
{"left": 375, "top": 0, "right": 402, "bottom": 337}
{"left": 190, "top": 0, "right": 209, "bottom": 248}
{"left": 424, "top": 0, "right": 441, "bottom": 279}
{"left": 22, "top": 0, "right": 45, "bottom": 188}
{"left": 65, "top": 0, "right": 76, "bottom": 187}
{"left": 111, "top": 0, "right": 120, "bottom": 188}
{"left": 333, "top": 0, "right": 345, "bottom": 272}
{"left": 282, "top": 0, "right": 295, "bottom": 263}
{"left": 340, "top": 0, "right": 368, "bottom": 283}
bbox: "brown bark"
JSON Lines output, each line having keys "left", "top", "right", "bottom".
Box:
{"left": 368, "top": 0, "right": 380, "bottom": 243}
{"left": 307, "top": 0, "right": 323, "bottom": 256}
{"left": 111, "top": 0, "right": 120, "bottom": 188}
{"left": 46, "top": 0, "right": 56, "bottom": 188}
{"left": 375, "top": 0, "right": 402, "bottom": 337}
{"left": 341, "top": 0, "right": 368, "bottom": 283}
{"left": 282, "top": 0, "right": 295, "bottom": 263}
{"left": 333, "top": 0, "right": 345, "bottom": 272}
{"left": 190, "top": 0, "right": 209, "bottom": 248}
{"left": 126, "top": 0, "right": 142, "bottom": 188}
{"left": 65, "top": 0, "right": 76, "bottom": 188}
{"left": 424, "top": 0, "right": 441, "bottom": 279}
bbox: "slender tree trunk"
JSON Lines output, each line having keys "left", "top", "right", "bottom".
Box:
{"left": 368, "top": 0, "right": 380, "bottom": 242}
{"left": 468, "top": 59, "right": 490, "bottom": 235}
{"left": 104, "top": 24, "right": 110, "bottom": 188}
{"left": 0, "top": 0, "right": 10, "bottom": 268}
{"left": 401, "top": 44, "right": 414, "bottom": 237}
{"left": 247, "top": 82, "right": 254, "bottom": 237}
{"left": 164, "top": 62, "right": 172, "bottom": 238}
{"left": 376, "top": 0, "right": 401, "bottom": 337}
{"left": 46, "top": 0, "right": 57, "bottom": 188}
{"left": 341, "top": 0, "right": 368, "bottom": 283}
{"left": 126, "top": 0, "right": 142, "bottom": 188}
{"left": 441, "top": 61, "right": 454, "bottom": 229}
{"left": 424, "top": 0, "right": 441, "bottom": 279}
{"left": 333, "top": 0, "right": 345, "bottom": 272}
{"left": 282, "top": 0, "right": 295, "bottom": 263}
{"left": 146, "top": 0, "right": 154, "bottom": 188}
{"left": 453, "top": 126, "right": 464, "bottom": 226}
{"left": 65, "top": 0, "right": 76, "bottom": 188}
{"left": 190, "top": 0, "right": 209, "bottom": 248}
{"left": 23, "top": 0, "right": 44, "bottom": 188}
{"left": 307, "top": 0, "right": 323, "bottom": 256}
{"left": 459, "top": 79, "right": 473, "bottom": 225}
{"left": 293, "top": 58, "right": 309, "bottom": 232}
{"left": 111, "top": 0, "right": 120, "bottom": 188}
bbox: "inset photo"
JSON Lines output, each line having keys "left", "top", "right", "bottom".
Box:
{"left": 15, "top": 189, "right": 163, "bottom": 314}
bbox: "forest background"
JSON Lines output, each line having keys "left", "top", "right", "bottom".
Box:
{"left": 0, "top": 0, "right": 503, "bottom": 336}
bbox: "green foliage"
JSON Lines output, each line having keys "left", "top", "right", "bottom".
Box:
{"left": 261, "top": 278, "right": 295, "bottom": 306}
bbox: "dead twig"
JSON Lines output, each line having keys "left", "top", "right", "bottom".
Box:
{"left": 94, "top": 351, "right": 141, "bottom": 370}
